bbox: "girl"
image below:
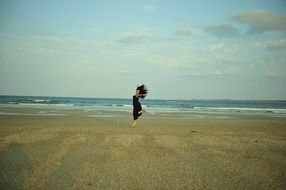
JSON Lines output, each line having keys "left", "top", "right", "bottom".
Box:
{"left": 132, "top": 85, "right": 148, "bottom": 127}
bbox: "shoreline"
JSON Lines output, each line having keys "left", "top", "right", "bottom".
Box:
{"left": 1, "top": 96, "right": 286, "bottom": 118}
{"left": 1, "top": 105, "right": 286, "bottom": 119}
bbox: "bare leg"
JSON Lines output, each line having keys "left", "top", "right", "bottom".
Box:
{"left": 132, "top": 120, "right": 137, "bottom": 127}
{"left": 138, "top": 109, "right": 145, "bottom": 115}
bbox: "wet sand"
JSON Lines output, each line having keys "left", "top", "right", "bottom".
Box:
{"left": 0, "top": 107, "right": 286, "bottom": 190}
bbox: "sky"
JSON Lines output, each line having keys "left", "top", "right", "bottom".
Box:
{"left": 0, "top": 0, "right": 286, "bottom": 100}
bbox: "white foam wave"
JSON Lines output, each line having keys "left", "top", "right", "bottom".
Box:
{"left": 34, "top": 99, "right": 51, "bottom": 103}
{"left": 193, "top": 106, "right": 286, "bottom": 113}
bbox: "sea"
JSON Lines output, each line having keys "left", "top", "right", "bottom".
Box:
{"left": 1, "top": 95, "right": 286, "bottom": 118}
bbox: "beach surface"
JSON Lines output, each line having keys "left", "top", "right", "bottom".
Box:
{"left": 0, "top": 107, "right": 286, "bottom": 190}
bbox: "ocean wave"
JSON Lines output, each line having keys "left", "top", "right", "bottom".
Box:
{"left": 192, "top": 106, "right": 286, "bottom": 114}
{"left": 13, "top": 98, "right": 57, "bottom": 105}
{"left": 1, "top": 96, "right": 286, "bottom": 116}
{"left": 111, "top": 104, "right": 132, "bottom": 107}
{"left": 0, "top": 111, "right": 18, "bottom": 115}
{"left": 54, "top": 103, "right": 75, "bottom": 107}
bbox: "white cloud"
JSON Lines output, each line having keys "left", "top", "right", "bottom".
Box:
{"left": 118, "top": 31, "right": 152, "bottom": 43}
{"left": 145, "top": 56, "right": 182, "bottom": 70}
{"left": 32, "top": 35, "right": 106, "bottom": 50}
{"left": 164, "top": 36, "right": 178, "bottom": 41}
{"left": 204, "top": 24, "right": 239, "bottom": 37}
{"left": 255, "top": 39, "right": 286, "bottom": 50}
{"left": 33, "top": 35, "right": 66, "bottom": 44}
{"left": 263, "top": 59, "right": 286, "bottom": 78}
{"left": 215, "top": 53, "right": 235, "bottom": 63}
{"left": 266, "top": 39, "right": 286, "bottom": 50}
{"left": 208, "top": 42, "right": 225, "bottom": 52}
{"left": 143, "top": 4, "right": 156, "bottom": 13}
{"left": 181, "top": 70, "right": 229, "bottom": 78}
{"left": 114, "top": 70, "right": 134, "bottom": 75}
{"left": 224, "top": 44, "right": 240, "bottom": 53}
{"left": 90, "top": 27, "right": 107, "bottom": 33}
{"left": 176, "top": 26, "right": 193, "bottom": 36}
{"left": 233, "top": 9, "right": 286, "bottom": 33}
{"left": 264, "top": 70, "right": 280, "bottom": 78}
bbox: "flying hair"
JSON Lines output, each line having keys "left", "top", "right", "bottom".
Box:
{"left": 137, "top": 84, "right": 148, "bottom": 99}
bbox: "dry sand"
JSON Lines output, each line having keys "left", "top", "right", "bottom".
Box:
{"left": 0, "top": 107, "right": 286, "bottom": 190}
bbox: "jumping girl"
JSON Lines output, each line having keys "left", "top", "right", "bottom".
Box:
{"left": 132, "top": 85, "right": 148, "bottom": 127}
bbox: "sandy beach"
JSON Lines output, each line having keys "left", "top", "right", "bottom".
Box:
{"left": 0, "top": 107, "right": 286, "bottom": 190}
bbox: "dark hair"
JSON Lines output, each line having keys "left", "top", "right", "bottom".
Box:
{"left": 137, "top": 84, "right": 148, "bottom": 99}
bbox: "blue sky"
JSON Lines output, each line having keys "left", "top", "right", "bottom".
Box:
{"left": 0, "top": 0, "right": 286, "bottom": 99}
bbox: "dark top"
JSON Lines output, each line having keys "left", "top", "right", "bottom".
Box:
{"left": 133, "top": 95, "right": 142, "bottom": 120}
